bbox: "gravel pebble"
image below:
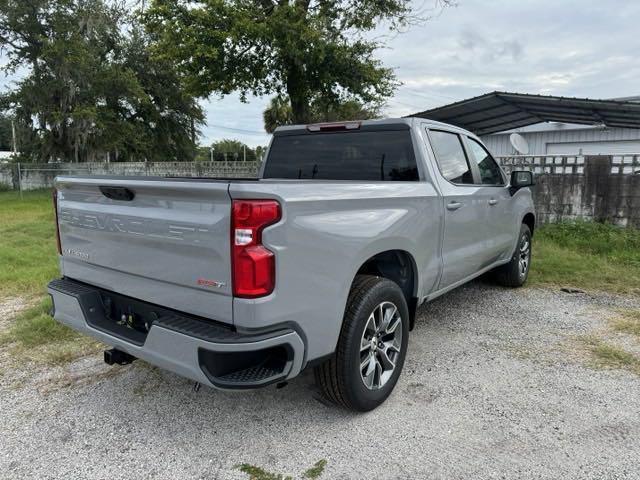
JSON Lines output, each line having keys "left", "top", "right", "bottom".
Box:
{"left": 1, "top": 282, "right": 639, "bottom": 480}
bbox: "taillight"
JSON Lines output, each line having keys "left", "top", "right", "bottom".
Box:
{"left": 52, "top": 189, "right": 62, "bottom": 255}
{"left": 231, "top": 199, "right": 281, "bottom": 298}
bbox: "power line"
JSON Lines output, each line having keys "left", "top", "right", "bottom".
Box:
{"left": 385, "top": 99, "right": 416, "bottom": 108}
{"left": 399, "top": 87, "right": 458, "bottom": 102}
{"left": 206, "top": 123, "right": 269, "bottom": 136}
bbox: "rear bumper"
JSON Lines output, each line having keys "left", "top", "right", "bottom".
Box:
{"left": 47, "top": 278, "right": 305, "bottom": 389}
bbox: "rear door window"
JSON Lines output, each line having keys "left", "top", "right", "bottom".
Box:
{"left": 466, "top": 137, "right": 505, "bottom": 185}
{"left": 263, "top": 130, "right": 419, "bottom": 181}
{"left": 428, "top": 130, "right": 474, "bottom": 184}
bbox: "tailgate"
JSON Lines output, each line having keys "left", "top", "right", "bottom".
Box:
{"left": 55, "top": 176, "right": 233, "bottom": 324}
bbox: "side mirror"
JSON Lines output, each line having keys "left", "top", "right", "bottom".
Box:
{"left": 509, "top": 170, "right": 535, "bottom": 195}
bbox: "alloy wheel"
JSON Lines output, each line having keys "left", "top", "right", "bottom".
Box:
{"left": 359, "top": 301, "right": 403, "bottom": 390}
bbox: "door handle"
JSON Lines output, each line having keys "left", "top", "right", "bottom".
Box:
{"left": 447, "top": 201, "right": 463, "bottom": 211}
{"left": 488, "top": 199, "right": 498, "bottom": 206}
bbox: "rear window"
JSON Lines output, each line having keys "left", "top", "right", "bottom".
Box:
{"left": 263, "top": 130, "right": 419, "bottom": 181}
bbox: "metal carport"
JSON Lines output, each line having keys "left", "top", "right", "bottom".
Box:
{"left": 409, "top": 91, "right": 640, "bottom": 136}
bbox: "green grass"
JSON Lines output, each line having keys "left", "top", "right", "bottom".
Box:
{"left": 580, "top": 336, "right": 640, "bottom": 375}
{"left": 236, "top": 464, "right": 293, "bottom": 480}
{"left": 610, "top": 309, "right": 640, "bottom": 338}
{"left": 0, "top": 190, "right": 99, "bottom": 364}
{"left": 236, "top": 460, "right": 327, "bottom": 480}
{"left": 0, "top": 297, "right": 101, "bottom": 365}
{"left": 302, "top": 460, "right": 327, "bottom": 479}
{"left": 1, "top": 298, "right": 73, "bottom": 347}
{"left": 530, "top": 221, "right": 640, "bottom": 294}
{"left": 0, "top": 189, "right": 59, "bottom": 299}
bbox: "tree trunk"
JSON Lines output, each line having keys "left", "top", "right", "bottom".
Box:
{"left": 286, "top": 63, "right": 310, "bottom": 124}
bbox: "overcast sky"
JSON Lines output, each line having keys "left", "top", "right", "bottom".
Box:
{"left": 202, "top": 0, "right": 640, "bottom": 147}
{"left": 2, "top": 0, "right": 639, "bottom": 148}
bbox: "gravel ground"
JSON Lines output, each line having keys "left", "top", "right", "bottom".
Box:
{"left": 1, "top": 282, "right": 639, "bottom": 480}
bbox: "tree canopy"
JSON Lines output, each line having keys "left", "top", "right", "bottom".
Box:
{"left": 0, "top": 0, "right": 203, "bottom": 162}
{"left": 263, "top": 95, "right": 381, "bottom": 133}
{"left": 195, "top": 139, "right": 265, "bottom": 162}
{"left": 145, "top": 0, "right": 443, "bottom": 124}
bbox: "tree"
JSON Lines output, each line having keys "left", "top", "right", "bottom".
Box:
{"left": 145, "top": 0, "right": 449, "bottom": 124}
{"left": 0, "top": 113, "right": 12, "bottom": 151}
{"left": 211, "top": 139, "right": 257, "bottom": 161}
{"left": 263, "top": 95, "right": 381, "bottom": 133}
{"left": 0, "top": 0, "right": 203, "bottom": 162}
{"left": 119, "top": 27, "right": 204, "bottom": 162}
{"left": 263, "top": 96, "right": 294, "bottom": 134}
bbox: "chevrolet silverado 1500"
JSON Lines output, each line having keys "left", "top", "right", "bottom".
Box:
{"left": 48, "top": 118, "right": 535, "bottom": 411}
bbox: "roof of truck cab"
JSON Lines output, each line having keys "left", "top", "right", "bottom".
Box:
{"left": 274, "top": 117, "right": 412, "bottom": 133}
{"left": 273, "top": 117, "right": 475, "bottom": 135}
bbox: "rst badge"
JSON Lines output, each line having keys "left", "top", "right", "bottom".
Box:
{"left": 197, "top": 278, "right": 226, "bottom": 289}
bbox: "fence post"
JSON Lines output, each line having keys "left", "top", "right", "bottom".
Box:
{"left": 17, "top": 162, "right": 23, "bottom": 199}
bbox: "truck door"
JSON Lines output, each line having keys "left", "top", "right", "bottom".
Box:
{"left": 426, "top": 129, "right": 490, "bottom": 288}
{"left": 462, "top": 136, "right": 515, "bottom": 264}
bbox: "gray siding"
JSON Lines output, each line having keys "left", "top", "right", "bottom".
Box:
{"left": 481, "top": 125, "right": 640, "bottom": 156}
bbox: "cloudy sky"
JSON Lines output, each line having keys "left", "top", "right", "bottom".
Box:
{"left": 202, "top": 0, "right": 640, "bottom": 147}
{"left": 2, "top": 0, "right": 638, "bottom": 148}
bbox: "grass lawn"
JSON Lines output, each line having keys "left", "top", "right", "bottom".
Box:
{"left": 531, "top": 221, "right": 640, "bottom": 295}
{"left": 0, "top": 189, "right": 59, "bottom": 299}
{"left": 0, "top": 189, "right": 101, "bottom": 364}
{"left": 0, "top": 189, "right": 638, "bottom": 365}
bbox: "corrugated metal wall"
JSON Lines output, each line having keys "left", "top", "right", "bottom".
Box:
{"left": 481, "top": 126, "right": 640, "bottom": 155}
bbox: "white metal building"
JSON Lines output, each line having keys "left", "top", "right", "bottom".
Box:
{"left": 480, "top": 121, "right": 640, "bottom": 156}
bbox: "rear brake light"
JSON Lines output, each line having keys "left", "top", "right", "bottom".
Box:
{"left": 306, "top": 121, "right": 360, "bottom": 132}
{"left": 52, "top": 189, "right": 62, "bottom": 255}
{"left": 231, "top": 199, "right": 281, "bottom": 298}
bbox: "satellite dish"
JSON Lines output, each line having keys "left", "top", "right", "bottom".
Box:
{"left": 509, "top": 133, "right": 529, "bottom": 155}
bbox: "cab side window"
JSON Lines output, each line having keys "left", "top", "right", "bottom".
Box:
{"left": 429, "top": 130, "right": 474, "bottom": 184}
{"left": 467, "top": 137, "right": 505, "bottom": 185}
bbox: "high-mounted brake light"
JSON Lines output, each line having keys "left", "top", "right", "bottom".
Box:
{"left": 231, "top": 199, "right": 281, "bottom": 298}
{"left": 52, "top": 189, "right": 62, "bottom": 255}
{"left": 306, "top": 121, "right": 361, "bottom": 132}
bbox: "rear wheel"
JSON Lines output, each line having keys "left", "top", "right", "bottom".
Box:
{"left": 495, "top": 223, "right": 532, "bottom": 287}
{"left": 314, "top": 275, "right": 409, "bottom": 411}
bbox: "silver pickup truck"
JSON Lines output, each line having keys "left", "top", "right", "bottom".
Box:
{"left": 48, "top": 118, "right": 535, "bottom": 411}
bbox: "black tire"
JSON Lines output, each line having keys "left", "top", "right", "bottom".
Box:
{"left": 314, "top": 275, "right": 409, "bottom": 411}
{"left": 495, "top": 223, "right": 532, "bottom": 287}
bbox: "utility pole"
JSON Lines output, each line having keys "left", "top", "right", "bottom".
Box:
{"left": 210, "top": 147, "right": 214, "bottom": 162}
{"left": 11, "top": 120, "right": 17, "bottom": 154}
{"left": 243, "top": 145, "right": 246, "bottom": 162}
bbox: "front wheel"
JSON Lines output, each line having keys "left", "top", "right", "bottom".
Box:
{"left": 314, "top": 275, "right": 409, "bottom": 411}
{"left": 494, "top": 223, "right": 532, "bottom": 287}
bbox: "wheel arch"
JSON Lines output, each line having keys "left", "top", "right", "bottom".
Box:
{"left": 522, "top": 212, "right": 536, "bottom": 236}
{"left": 354, "top": 249, "right": 419, "bottom": 330}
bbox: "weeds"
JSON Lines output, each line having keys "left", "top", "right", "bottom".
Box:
{"left": 0, "top": 297, "right": 102, "bottom": 365}
{"left": 610, "top": 309, "right": 640, "bottom": 338}
{"left": 236, "top": 460, "right": 327, "bottom": 480}
{"left": 530, "top": 221, "right": 640, "bottom": 294}
{"left": 580, "top": 336, "right": 640, "bottom": 375}
{"left": 302, "top": 460, "right": 327, "bottom": 479}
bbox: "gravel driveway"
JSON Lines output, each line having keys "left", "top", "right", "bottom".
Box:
{"left": 1, "top": 282, "right": 639, "bottom": 480}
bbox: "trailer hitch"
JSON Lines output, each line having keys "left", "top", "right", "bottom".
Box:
{"left": 104, "top": 348, "right": 137, "bottom": 366}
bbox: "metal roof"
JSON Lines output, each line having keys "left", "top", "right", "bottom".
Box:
{"left": 409, "top": 91, "right": 640, "bottom": 136}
